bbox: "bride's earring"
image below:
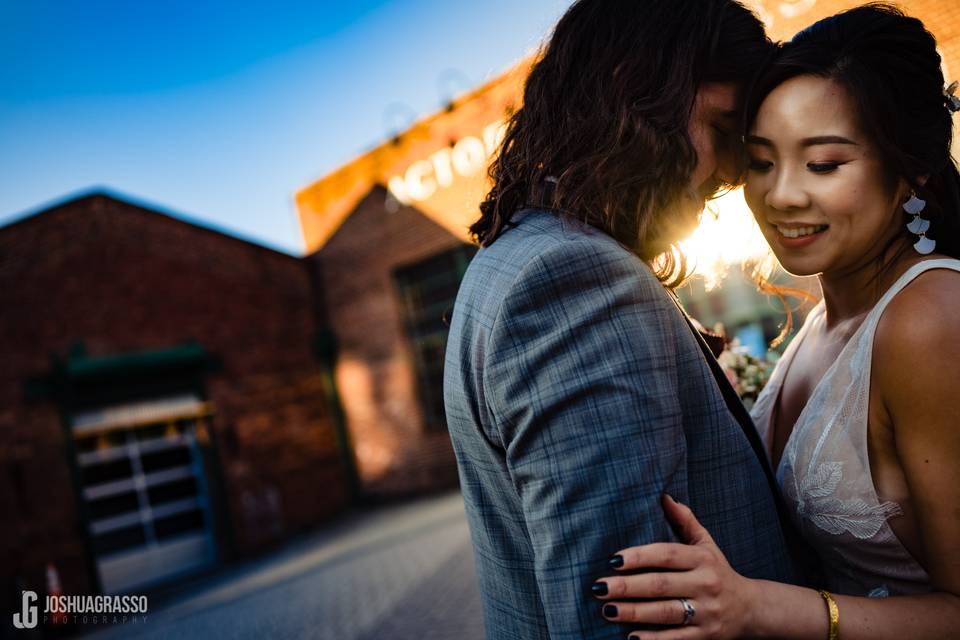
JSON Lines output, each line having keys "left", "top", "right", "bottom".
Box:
{"left": 904, "top": 193, "right": 935, "bottom": 255}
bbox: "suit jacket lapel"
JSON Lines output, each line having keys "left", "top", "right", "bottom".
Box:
{"left": 671, "top": 300, "right": 775, "bottom": 479}
{"left": 671, "top": 298, "right": 825, "bottom": 584}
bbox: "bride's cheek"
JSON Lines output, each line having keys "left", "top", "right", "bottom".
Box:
{"left": 743, "top": 183, "right": 767, "bottom": 217}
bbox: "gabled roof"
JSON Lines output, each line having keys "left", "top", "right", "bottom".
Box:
{"left": 295, "top": 57, "right": 534, "bottom": 253}
{"left": 0, "top": 188, "right": 301, "bottom": 260}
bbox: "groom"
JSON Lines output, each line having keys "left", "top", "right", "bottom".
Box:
{"left": 444, "top": 1, "right": 797, "bottom": 638}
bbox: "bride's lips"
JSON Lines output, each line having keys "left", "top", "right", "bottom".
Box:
{"left": 770, "top": 222, "right": 829, "bottom": 249}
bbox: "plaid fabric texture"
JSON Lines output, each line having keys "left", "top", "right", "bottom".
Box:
{"left": 444, "top": 210, "right": 793, "bottom": 639}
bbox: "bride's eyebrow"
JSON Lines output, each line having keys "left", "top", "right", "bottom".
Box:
{"left": 800, "top": 135, "right": 859, "bottom": 147}
{"left": 743, "top": 134, "right": 859, "bottom": 147}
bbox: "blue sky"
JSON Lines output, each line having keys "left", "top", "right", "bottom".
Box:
{"left": 0, "top": 0, "right": 569, "bottom": 254}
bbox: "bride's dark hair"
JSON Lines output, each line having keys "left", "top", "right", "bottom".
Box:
{"left": 745, "top": 3, "right": 960, "bottom": 260}
{"left": 741, "top": 3, "right": 960, "bottom": 346}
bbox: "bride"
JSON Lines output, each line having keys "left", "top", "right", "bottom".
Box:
{"left": 592, "top": 4, "right": 960, "bottom": 638}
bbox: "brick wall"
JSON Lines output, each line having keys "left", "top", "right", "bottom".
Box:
{"left": 751, "top": 0, "right": 959, "bottom": 78}
{"left": 311, "top": 186, "right": 467, "bottom": 498}
{"left": 0, "top": 193, "right": 349, "bottom": 598}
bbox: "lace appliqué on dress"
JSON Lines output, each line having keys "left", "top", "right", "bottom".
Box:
{"left": 868, "top": 585, "right": 890, "bottom": 598}
{"left": 795, "top": 462, "right": 903, "bottom": 540}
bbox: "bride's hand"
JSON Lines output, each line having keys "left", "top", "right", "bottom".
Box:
{"left": 592, "top": 495, "right": 760, "bottom": 639}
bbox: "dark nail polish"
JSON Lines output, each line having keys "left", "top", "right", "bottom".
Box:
{"left": 591, "top": 581, "right": 608, "bottom": 596}
{"left": 609, "top": 554, "right": 624, "bottom": 568}
{"left": 603, "top": 604, "right": 618, "bottom": 618}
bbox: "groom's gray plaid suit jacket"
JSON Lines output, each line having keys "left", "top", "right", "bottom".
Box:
{"left": 444, "top": 209, "right": 794, "bottom": 639}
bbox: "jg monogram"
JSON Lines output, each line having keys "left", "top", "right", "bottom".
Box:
{"left": 13, "top": 590, "right": 38, "bottom": 629}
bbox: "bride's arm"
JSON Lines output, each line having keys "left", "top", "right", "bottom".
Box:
{"left": 592, "top": 495, "right": 960, "bottom": 639}
{"left": 591, "top": 276, "right": 960, "bottom": 639}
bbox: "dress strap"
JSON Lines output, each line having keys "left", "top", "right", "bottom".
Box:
{"left": 866, "top": 259, "right": 960, "bottom": 325}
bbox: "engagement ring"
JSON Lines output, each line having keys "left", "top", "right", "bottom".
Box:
{"left": 679, "top": 598, "right": 696, "bottom": 626}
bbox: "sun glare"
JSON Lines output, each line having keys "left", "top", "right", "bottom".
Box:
{"left": 679, "top": 188, "right": 771, "bottom": 289}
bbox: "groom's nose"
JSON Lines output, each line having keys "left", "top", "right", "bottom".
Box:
{"left": 713, "top": 144, "right": 742, "bottom": 188}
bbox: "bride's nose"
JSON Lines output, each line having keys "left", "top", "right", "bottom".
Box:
{"left": 765, "top": 167, "right": 810, "bottom": 211}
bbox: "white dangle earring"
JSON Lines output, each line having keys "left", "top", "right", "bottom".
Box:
{"left": 904, "top": 193, "right": 936, "bottom": 255}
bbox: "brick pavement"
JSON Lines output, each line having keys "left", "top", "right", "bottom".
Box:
{"left": 77, "top": 491, "right": 485, "bottom": 640}
{"left": 355, "top": 528, "right": 485, "bottom": 640}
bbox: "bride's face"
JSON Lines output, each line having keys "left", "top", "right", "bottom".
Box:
{"left": 743, "top": 74, "right": 906, "bottom": 277}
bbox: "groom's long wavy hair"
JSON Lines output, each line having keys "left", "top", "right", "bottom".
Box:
{"left": 471, "top": 0, "right": 772, "bottom": 285}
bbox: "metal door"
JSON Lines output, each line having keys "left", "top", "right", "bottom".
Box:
{"left": 72, "top": 395, "right": 217, "bottom": 594}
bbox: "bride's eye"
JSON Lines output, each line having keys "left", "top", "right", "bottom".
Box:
{"left": 747, "top": 158, "right": 772, "bottom": 172}
{"left": 807, "top": 162, "right": 842, "bottom": 174}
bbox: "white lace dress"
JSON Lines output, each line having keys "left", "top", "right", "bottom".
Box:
{"left": 751, "top": 259, "right": 960, "bottom": 597}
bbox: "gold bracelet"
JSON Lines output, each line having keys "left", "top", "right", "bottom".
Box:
{"left": 818, "top": 590, "right": 840, "bottom": 640}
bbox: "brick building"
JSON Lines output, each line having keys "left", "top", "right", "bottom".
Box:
{"left": 0, "top": 193, "right": 352, "bottom": 603}
{"left": 294, "top": 0, "right": 960, "bottom": 498}
{"left": 294, "top": 61, "right": 524, "bottom": 499}
{"left": 305, "top": 187, "right": 474, "bottom": 497}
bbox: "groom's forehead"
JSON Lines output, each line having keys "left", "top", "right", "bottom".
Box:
{"left": 693, "top": 83, "right": 741, "bottom": 127}
{"left": 695, "top": 82, "right": 741, "bottom": 122}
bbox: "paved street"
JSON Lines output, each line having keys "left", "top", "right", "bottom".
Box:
{"left": 80, "top": 491, "right": 485, "bottom": 640}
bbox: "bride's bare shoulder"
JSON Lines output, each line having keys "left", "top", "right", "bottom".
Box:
{"left": 873, "top": 262, "right": 960, "bottom": 417}
{"left": 878, "top": 263, "right": 960, "bottom": 342}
